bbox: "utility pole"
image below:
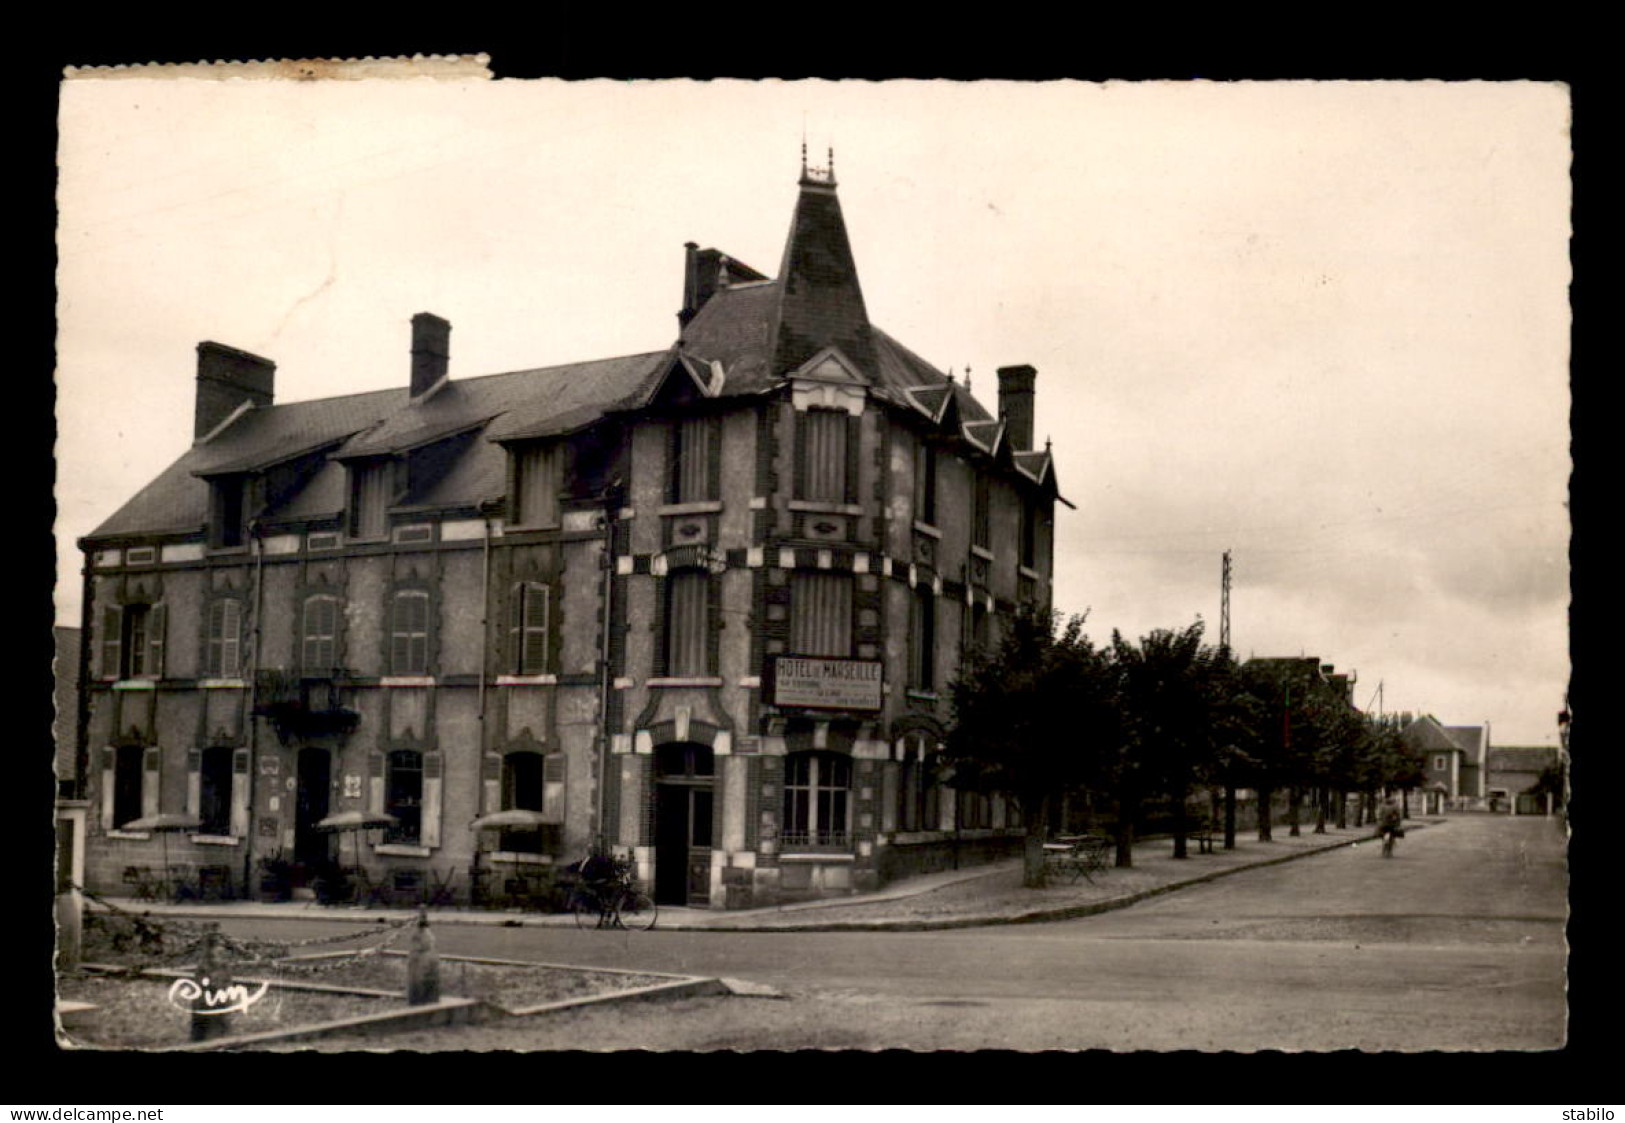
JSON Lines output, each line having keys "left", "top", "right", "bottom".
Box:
{"left": 1220, "top": 549, "right": 1232, "bottom": 653}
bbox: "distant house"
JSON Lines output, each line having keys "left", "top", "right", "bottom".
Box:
{"left": 1443, "top": 724, "right": 1489, "bottom": 804}
{"left": 1487, "top": 746, "right": 1561, "bottom": 815}
{"left": 1400, "top": 715, "right": 1467, "bottom": 813}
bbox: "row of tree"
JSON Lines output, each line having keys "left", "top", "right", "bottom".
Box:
{"left": 943, "top": 609, "right": 1428, "bottom": 888}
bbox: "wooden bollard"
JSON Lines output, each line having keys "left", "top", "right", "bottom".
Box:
{"left": 406, "top": 907, "right": 440, "bottom": 1006}
{"left": 189, "top": 926, "right": 234, "bottom": 1041}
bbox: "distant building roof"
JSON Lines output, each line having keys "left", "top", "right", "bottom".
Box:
{"left": 1487, "top": 746, "right": 1559, "bottom": 774}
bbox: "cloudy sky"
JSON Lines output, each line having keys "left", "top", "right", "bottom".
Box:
{"left": 55, "top": 78, "right": 1571, "bottom": 745}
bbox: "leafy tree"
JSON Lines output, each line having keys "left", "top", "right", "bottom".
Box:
{"left": 1108, "top": 622, "right": 1232, "bottom": 863}
{"left": 944, "top": 607, "right": 1117, "bottom": 887}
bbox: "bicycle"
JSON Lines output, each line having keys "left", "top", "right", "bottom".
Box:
{"left": 567, "top": 861, "right": 658, "bottom": 931}
{"left": 1380, "top": 825, "right": 1403, "bottom": 858}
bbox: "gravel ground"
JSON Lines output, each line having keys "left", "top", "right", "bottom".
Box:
{"left": 56, "top": 974, "right": 400, "bottom": 1050}
{"left": 59, "top": 957, "right": 677, "bottom": 1049}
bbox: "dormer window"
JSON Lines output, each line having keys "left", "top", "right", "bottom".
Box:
{"left": 511, "top": 443, "right": 561, "bottom": 529}
{"left": 349, "top": 460, "right": 392, "bottom": 540}
{"left": 210, "top": 476, "right": 250, "bottom": 548}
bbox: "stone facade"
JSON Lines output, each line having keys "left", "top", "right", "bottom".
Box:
{"left": 72, "top": 161, "right": 1062, "bottom": 908}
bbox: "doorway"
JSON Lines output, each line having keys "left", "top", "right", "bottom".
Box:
{"left": 653, "top": 743, "right": 714, "bottom": 906}
{"left": 294, "top": 747, "right": 333, "bottom": 871}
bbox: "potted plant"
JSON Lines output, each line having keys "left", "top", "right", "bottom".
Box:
{"left": 312, "top": 859, "right": 353, "bottom": 906}
{"left": 256, "top": 852, "right": 294, "bottom": 902}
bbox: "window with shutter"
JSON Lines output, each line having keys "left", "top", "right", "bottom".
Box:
{"left": 112, "top": 745, "right": 145, "bottom": 828}
{"left": 509, "top": 582, "right": 550, "bottom": 675}
{"left": 665, "top": 569, "right": 711, "bottom": 676}
{"left": 914, "top": 440, "right": 937, "bottom": 525}
{"left": 500, "top": 750, "right": 547, "bottom": 853}
{"left": 1020, "top": 496, "right": 1038, "bottom": 568}
{"left": 199, "top": 746, "right": 234, "bottom": 835}
{"left": 349, "top": 461, "right": 392, "bottom": 540}
{"left": 790, "top": 572, "right": 852, "bottom": 657}
{"left": 302, "top": 595, "right": 340, "bottom": 671}
{"left": 513, "top": 444, "right": 561, "bottom": 528}
{"left": 391, "top": 590, "right": 430, "bottom": 675}
{"left": 797, "top": 409, "right": 848, "bottom": 502}
{"left": 972, "top": 473, "right": 991, "bottom": 549}
{"left": 910, "top": 586, "right": 936, "bottom": 690}
{"left": 671, "top": 416, "right": 718, "bottom": 503}
{"left": 118, "top": 604, "right": 162, "bottom": 679}
{"left": 99, "top": 606, "right": 122, "bottom": 680}
{"left": 206, "top": 599, "right": 242, "bottom": 677}
{"left": 385, "top": 750, "right": 423, "bottom": 844}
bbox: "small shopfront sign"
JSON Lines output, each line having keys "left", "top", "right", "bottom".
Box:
{"left": 768, "top": 656, "right": 883, "bottom": 711}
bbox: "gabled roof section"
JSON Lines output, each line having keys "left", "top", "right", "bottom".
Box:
{"left": 962, "top": 418, "right": 1005, "bottom": 456}
{"left": 480, "top": 351, "right": 670, "bottom": 443}
{"left": 89, "top": 388, "right": 404, "bottom": 539}
{"left": 1402, "top": 715, "right": 1464, "bottom": 753}
{"left": 337, "top": 377, "right": 507, "bottom": 459}
{"left": 1443, "top": 725, "right": 1488, "bottom": 762}
{"left": 676, "top": 280, "right": 781, "bottom": 393}
{"left": 791, "top": 346, "right": 868, "bottom": 387}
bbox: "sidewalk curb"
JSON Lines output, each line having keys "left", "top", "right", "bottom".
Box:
{"left": 685, "top": 823, "right": 1434, "bottom": 933}
{"left": 90, "top": 822, "right": 1439, "bottom": 935}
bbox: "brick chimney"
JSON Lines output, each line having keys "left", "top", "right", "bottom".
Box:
{"left": 997, "top": 364, "right": 1037, "bottom": 451}
{"left": 195, "top": 342, "right": 275, "bottom": 441}
{"left": 411, "top": 312, "right": 451, "bottom": 399}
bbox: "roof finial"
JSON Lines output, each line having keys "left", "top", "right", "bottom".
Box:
{"left": 946, "top": 367, "right": 956, "bottom": 385}
{"left": 1045, "top": 434, "right": 1052, "bottom": 452}
{"left": 801, "top": 131, "right": 808, "bottom": 178}
{"left": 965, "top": 364, "right": 973, "bottom": 393}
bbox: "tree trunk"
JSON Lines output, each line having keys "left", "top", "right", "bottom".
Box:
{"left": 1021, "top": 798, "right": 1048, "bottom": 888}
{"left": 1114, "top": 795, "right": 1136, "bottom": 868}
{"left": 1171, "top": 781, "right": 1189, "bottom": 859}
{"left": 1335, "top": 790, "right": 1348, "bottom": 829}
{"left": 1288, "top": 786, "right": 1302, "bottom": 837}
{"left": 1314, "top": 786, "right": 1328, "bottom": 834}
{"left": 1257, "top": 784, "right": 1273, "bottom": 841}
{"left": 1402, "top": 788, "right": 1410, "bottom": 818}
{"left": 1223, "top": 784, "right": 1237, "bottom": 850}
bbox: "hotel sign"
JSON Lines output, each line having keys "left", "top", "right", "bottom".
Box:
{"left": 768, "top": 656, "right": 883, "bottom": 712}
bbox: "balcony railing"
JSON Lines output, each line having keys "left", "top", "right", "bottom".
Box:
{"left": 779, "top": 830, "right": 850, "bottom": 850}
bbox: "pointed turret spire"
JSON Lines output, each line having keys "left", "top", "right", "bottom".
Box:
{"left": 774, "top": 149, "right": 874, "bottom": 377}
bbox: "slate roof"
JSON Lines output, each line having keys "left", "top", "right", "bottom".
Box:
{"left": 86, "top": 173, "right": 1061, "bottom": 543}
{"left": 1401, "top": 715, "right": 1465, "bottom": 753}
{"left": 1443, "top": 725, "right": 1488, "bottom": 762}
{"left": 1487, "top": 746, "right": 1559, "bottom": 774}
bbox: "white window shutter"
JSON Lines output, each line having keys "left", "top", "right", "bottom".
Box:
{"left": 147, "top": 603, "right": 167, "bottom": 678}
{"left": 542, "top": 752, "right": 566, "bottom": 823}
{"left": 185, "top": 748, "right": 201, "bottom": 817}
{"left": 231, "top": 749, "right": 251, "bottom": 837}
{"left": 100, "top": 747, "right": 116, "bottom": 830}
{"left": 422, "top": 752, "right": 443, "bottom": 848}
{"left": 141, "top": 747, "right": 161, "bottom": 819}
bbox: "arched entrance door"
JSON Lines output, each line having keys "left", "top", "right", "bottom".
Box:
{"left": 293, "top": 747, "right": 333, "bottom": 870}
{"left": 653, "top": 742, "right": 714, "bottom": 907}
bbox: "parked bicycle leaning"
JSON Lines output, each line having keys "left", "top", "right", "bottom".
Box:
{"left": 565, "top": 845, "right": 658, "bottom": 931}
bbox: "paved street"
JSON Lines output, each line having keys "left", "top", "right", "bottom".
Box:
{"left": 216, "top": 815, "right": 1567, "bottom": 1051}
